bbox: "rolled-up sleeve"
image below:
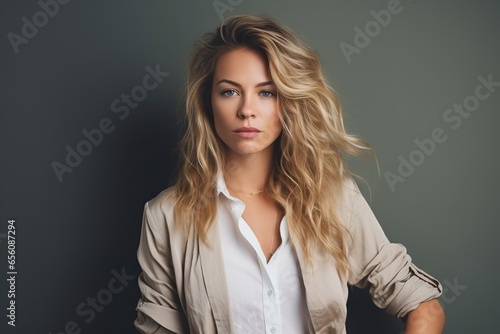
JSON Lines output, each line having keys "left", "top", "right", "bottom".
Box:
{"left": 135, "top": 201, "right": 187, "bottom": 333}
{"left": 344, "top": 179, "right": 442, "bottom": 318}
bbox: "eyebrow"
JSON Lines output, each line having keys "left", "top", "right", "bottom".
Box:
{"left": 216, "top": 79, "right": 274, "bottom": 88}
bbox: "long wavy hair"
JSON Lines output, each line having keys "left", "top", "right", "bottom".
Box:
{"left": 172, "top": 15, "right": 374, "bottom": 278}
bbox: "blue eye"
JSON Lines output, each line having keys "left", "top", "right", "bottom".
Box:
{"left": 222, "top": 89, "right": 238, "bottom": 97}
{"left": 260, "top": 90, "right": 275, "bottom": 98}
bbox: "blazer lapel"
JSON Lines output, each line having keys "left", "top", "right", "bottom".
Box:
{"left": 199, "top": 220, "right": 234, "bottom": 334}
{"left": 291, "top": 232, "right": 346, "bottom": 333}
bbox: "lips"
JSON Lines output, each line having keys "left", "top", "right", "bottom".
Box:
{"left": 234, "top": 127, "right": 262, "bottom": 138}
{"left": 234, "top": 127, "right": 261, "bottom": 133}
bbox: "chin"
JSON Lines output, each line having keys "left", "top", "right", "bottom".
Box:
{"left": 230, "top": 145, "right": 265, "bottom": 156}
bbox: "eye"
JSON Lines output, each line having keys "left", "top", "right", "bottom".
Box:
{"left": 221, "top": 89, "right": 238, "bottom": 97}
{"left": 260, "top": 90, "right": 275, "bottom": 98}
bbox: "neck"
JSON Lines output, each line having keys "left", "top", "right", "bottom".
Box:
{"left": 223, "top": 148, "right": 274, "bottom": 193}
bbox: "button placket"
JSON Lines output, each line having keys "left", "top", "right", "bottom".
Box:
{"left": 262, "top": 260, "right": 280, "bottom": 334}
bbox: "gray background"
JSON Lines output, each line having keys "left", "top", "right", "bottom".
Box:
{"left": 1, "top": 0, "right": 498, "bottom": 333}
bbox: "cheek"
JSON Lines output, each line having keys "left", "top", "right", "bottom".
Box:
{"left": 211, "top": 95, "right": 224, "bottom": 124}
{"left": 271, "top": 105, "right": 282, "bottom": 132}
{"left": 212, "top": 111, "right": 225, "bottom": 137}
{"left": 212, "top": 105, "right": 232, "bottom": 138}
{"left": 211, "top": 92, "right": 219, "bottom": 119}
{"left": 212, "top": 94, "right": 236, "bottom": 120}
{"left": 213, "top": 107, "right": 229, "bottom": 126}
{"left": 273, "top": 119, "right": 283, "bottom": 137}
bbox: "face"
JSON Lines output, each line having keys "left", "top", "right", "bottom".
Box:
{"left": 211, "top": 48, "right": 282, "bottom": 159}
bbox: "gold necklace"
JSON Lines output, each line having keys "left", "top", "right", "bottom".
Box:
{"left": 232, "top": 189, "right": 264, "bottom": 196}
{"left": 228, "top": 187, "right": 264, "bottom": 195}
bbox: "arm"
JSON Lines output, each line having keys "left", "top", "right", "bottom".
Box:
{"left": 343, "top": 178, "right": 443, "bottom": 322}
{"left": 135, "top": 201, "right": 188, "bottom": 334}
{"left": 405, "top": 299, "right": 445, "bottom": 334}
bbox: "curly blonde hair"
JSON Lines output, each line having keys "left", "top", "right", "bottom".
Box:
{"left": 172, "top": 15, "right": 374, "bottom": 278}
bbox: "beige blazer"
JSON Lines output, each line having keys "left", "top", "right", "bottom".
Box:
{"left": 134, "top": 178, "right": 442, "bottom": 334}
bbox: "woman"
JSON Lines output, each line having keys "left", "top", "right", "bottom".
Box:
{"left": 134, "top": 15, "right": 445, "bottom": 334}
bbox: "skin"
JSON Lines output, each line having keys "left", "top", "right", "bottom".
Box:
{"left": 210, "top": 48, "right": 445, "bottom": 332}
{"left": 211, "top": 47, "right": 283, "bottom": 262}
{"left": 405, "top": 299, "right": 445, "bottom": 333}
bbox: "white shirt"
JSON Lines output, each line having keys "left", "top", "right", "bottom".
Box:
{"left": 216, "top": 175, "right": 314, "bottom": 334}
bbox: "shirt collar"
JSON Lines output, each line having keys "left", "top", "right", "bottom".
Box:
{"left": 216, "top": 171, "right": 289, "bottom": 244}
{"left": 216, "top": 171, "right": 233, "bottom": 199}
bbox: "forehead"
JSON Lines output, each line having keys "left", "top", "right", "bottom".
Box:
{"left": 213, "top": 48, "right": 271, "bottom": 82}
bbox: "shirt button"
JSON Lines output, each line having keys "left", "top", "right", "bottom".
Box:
{"left": 267, "top": 289, "right": 273, "bottom": 296}
{"left": 270, "top": 327, "right": 277, "bottom": 333}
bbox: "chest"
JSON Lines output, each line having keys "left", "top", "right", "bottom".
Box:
{"left": 218, "top": 206, "right": 313, "bottom": 333}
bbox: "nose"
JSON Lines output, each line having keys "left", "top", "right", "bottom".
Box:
{"left": 237, "top": 95, "right": 256, "bottom": 119}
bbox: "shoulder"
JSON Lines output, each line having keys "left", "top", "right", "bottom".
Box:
{"left": 340, "top": 175, "right": 360, "bottom": 197}
{"left": 141, "top": 186, "right": 179, "bottom": 240}
{"left": 337, "top": 176, "right": 362, "bottom": 210}
{"left": 145, "top": 186, "right": 177, "bottom": 218}
{"left": 336, "top": 176, "right": 370, "bottom": 228}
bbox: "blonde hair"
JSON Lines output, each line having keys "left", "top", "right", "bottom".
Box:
{"left": 172, "top": 15, "right": 374, "bottom": 278}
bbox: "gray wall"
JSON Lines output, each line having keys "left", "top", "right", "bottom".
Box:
{"left": 1, "top": 0, "right": 498, "bottom": 333}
